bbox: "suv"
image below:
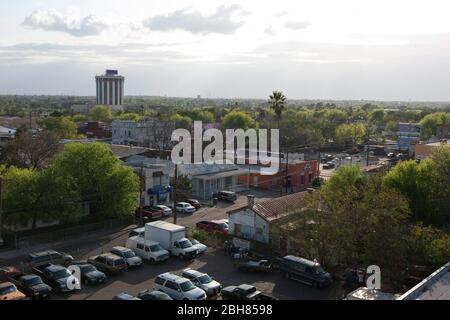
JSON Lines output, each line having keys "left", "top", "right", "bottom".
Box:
{"left": 279, "top": 255, "right": 332, "bottom": 288}
{"left": 154, "top": 273, "right": 206, "bottom": 300}
{"left": 196, "top": 220, "right": 229, "bottom": 235}
{"left": 216, "top": 191, "right": 237, "bottom": 202}
{"left": 23, "top": 250, "right": 74, "bottom": 271}
{"left": 88, "top": 253, "right": 128, "bottom": 274}
{"left": 110, "top": 246, "right": 143, "bottom": 268}
{"left": 128, "top": 227, "right": 145, "bottom": 238}
{"left": 181, "top": 268, "right": 221, "bottom": 297}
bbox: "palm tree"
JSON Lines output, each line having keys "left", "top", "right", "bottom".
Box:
{"left": 268, "top": 91, "right": 287, "bottom": 196}
{"left": 268, "top": 91, "right": 287, "bottom": 129}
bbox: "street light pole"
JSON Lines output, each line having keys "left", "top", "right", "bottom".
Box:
{"left": 173, "top": 164, "right": 178, "bottom": 225}
{"left": 139, "top": 161, "right": 144, "bottom": 226}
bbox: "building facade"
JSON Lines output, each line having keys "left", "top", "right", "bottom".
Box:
{"left": 95, "top": 70, "right": 125, "bottom": 109}
{"left": 112, "top": 119, "right": 176, "bottom": 149}
{"left": 397, "top": 122, "right": 421, "bottom": 152}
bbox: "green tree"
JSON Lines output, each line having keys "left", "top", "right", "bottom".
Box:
{"left": 268, "top": 91, "right": 286, "bottom": 129}
{"left": 419, "top": 112, "right": 450, "bottom": 139}
{"left": 170, "top": 113, "right": 192, "bottom": 130}
{"left": 89, "top": 105, "right": 112, "bottom": 122}
{"left": 335, "top": 123, "right": 367, "bottom": 146}
{"left": 72, "top": 114, "right": 88, "bottom": 122}
{"left": 52, "top": 142, "right": 139, "bottom": 218}
{"left": 222, "top": 110, "right": 253, "bottom": 130}
{"left": 117, "top": 112, "right": 140, "bottom": 121}
{"left": 39, "top": 116, "right": 77, "bottom": 139}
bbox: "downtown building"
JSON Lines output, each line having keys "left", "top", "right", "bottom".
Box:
{"left": 95, "top": 69, "right": 125, "bottom": 110}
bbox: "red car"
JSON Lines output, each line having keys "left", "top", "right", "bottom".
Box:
{"left": 185, "top": 199, "right": 201, "bottom": 210}
{"left": 0, "top": 266, "right": 21, "bottom": 282}
{"left": 196, "top": 220, "right": 229, "bottom": 235}
{"left": 135, "top": 206, "right": 164, "bottom": 220}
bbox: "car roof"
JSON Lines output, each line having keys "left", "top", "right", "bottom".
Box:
{"left": 112, "top": 246, "right": 130, "bottom": 252}
{"left": 29, "top": 250, "right": 59, "bottom": 257}
{"left": 46, "top": 265, "right": 65, "bottom": 272}
{"left": 132, "top": 227, "right": 145, "bottom": 232}
{"left": 21, "top": 274, "right": 39, "bottom": 281}
{"left": 283, "top": 255, "right": 319, "bottom": 267}
{"left": 158, "top": 273, "right": 190, "bottom": 284}
{"left": 220, "top": 191, "right": 235, "bottom": 194}
{"left": 0, "top": 282, "right": 14, "bottom": 289}
{"left": 237, "top": 284, "right": 255, "bottom": 291}
{"left": 182, "top": 268, "right": 204, "bottom": 278}
{"left": 97, "top": 253, "right": 122, "bottom": 260}
{"left": 177, "top": 202, "right": 189, "bottom": 205}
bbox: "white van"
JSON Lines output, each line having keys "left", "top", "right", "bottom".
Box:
{"left": 126, "top": 236, "right": 169, "bottom": 264}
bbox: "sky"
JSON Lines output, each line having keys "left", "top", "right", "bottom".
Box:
{"left": 1, "top": 0, "right": 450, "bottom": 101}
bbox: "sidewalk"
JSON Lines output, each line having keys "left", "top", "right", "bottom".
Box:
{"left": 0, "top": 223, "right": 138, "bottom": 265}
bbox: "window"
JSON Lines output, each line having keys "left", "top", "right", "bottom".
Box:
{"left": 300, "top": 174, "right": 305, "bottom": 185}
{"left": 155, "top": 277, "right": 165, "bottom": 285}
{"left": 308, "top": 173, "right": 313, "bottom": 183}
{"left": 165, "top": 281, "right": 179, "bottom": 291}
{"left": 137, "top": 243, "right": 144, "bottom": 250}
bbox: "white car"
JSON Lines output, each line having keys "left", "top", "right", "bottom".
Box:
{"left": 154, "top": 205, "right": 172, "bottom": 216}
{"left": 182, "top": 268, "right": 221, "bottom": 296}
{"left": 190, "top": 239, "right": 207, "bottom": 254}
{"left": 176, "top": 202, "right": 196, "bottom": 214}
{"left": 155, "top": 273, "right": 206, "bottom": 300}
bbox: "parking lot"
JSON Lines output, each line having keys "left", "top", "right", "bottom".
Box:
{"left": 1, "top": 191, "right": 342, "bottom": 300}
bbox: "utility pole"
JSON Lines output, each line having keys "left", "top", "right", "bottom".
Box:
{"left": 173, "top": 164, "right": 178, "bottom": 225}
{"left": 279, "top": 151, "right": 283, "bottom": 197}
{"left": 285, "top": 151, "right": 289, "bottom": 193}
{"left": 366, "top": 126, "right": 370, "bottom": 167}
{"left": 139, "top": 161, "right": 144, "bottom": 226}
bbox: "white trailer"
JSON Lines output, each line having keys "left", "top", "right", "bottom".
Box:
{"left": 145, "top": 221, "right": 198, "bottom": 260}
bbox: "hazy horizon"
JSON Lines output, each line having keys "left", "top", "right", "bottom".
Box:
{"left": 2, "top": 1, "right": 450, "bottom": 101}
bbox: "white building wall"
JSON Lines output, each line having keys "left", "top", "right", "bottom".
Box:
{"left": 228, "top": 209, "right": 269, "bottom": 243}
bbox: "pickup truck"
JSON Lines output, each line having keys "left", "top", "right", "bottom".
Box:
{"left": 221, "top": 284, "right": 276, "bottom": 300}
{"left": 136, "top": 206, "right": 164, "bottom": 220}
{"left": 32, "top": 263, "right": 79, "bottom": 293}
{"left": 8, "top": 273, "right": 52, "bottom": 299}
{"left": 233, "top": 259, "right": 272, "bottom": 272}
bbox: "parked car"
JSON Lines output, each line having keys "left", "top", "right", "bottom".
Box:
{"left": 387, "top": 152, "right": 396, "bottom": 158}
{"left": 196, "top": 220, "right": 229, "bottom": 235}
{"left": 112, "top": 292, "right": 141, "bottom": 300}
{"left": 137, "top": 289, "right": 173, "bottom": 300}
{"left": 175, "top": 202, "right": 196, "bottom": 214}
{"left": 110, "top": 246, "right": 143, "bottom": 268}
{"left": 185, "top": 199, "right": 201, "bottom": 210}
{"left": 136, "top": 206, "right": 164, "bottom": 220}
{"left": 221, "top": 284, "right": 275, "bottom": 300}
{"left": 8, "top": 273, "right": 52, "bottom": 299}
{"left": 215, "top": 190, "right": 237, "bottom": 202}
{"left": 323, "top": 162, "right": 335, "bottom": 169}
{"left": 181, "top": 268, "right": 221, "bottom": 297}
{"left": 0, "top": 236, "right": 4, "bottom": 247}
{"left": 128, "top": 227, "right": 145, "bottom": 238}
{"left": 0, "top": 266, "right": 22, "bottom": 282}
{"left": 88, "top": 253, "right": 128, "bottom": 274}
{"left": 234, "top": 259, "right": 272, "bottom": 272}
{"left": 126, "top": 236, "right": 170, "bottom": 263}
{"left": 154, "top": 273, "right": 207, "bottom": 300}
{"left": 153, "top": 205, "right": 173, "bottom": 216}
{"left": 23, "top": 250, "right": 74, "bottom": 271}
{"left": 190, "top": 239, "right": 207, "bottom": 255}
{"left": 71, "top": 263, "right": 106, "bottom": 285}
{"left": 32, "top": 264, "right": 79, "bottom": 293}
{"left": 279, "top": 255, "right": 332, "bottom": 288}
{"left": 0, "top": 282, "right": 26, "bottom": 300}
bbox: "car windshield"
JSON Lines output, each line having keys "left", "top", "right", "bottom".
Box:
{"left": 123, "top": 251, "right": 135, "bottom": 258}
{"left": 114, "top": 258, "right": 126, "bottom": 266}
{"left": 81, "top": 265, "right": 96, "bottom": 273}
{"left": 180, "top": 281, "right": 196, "bottom": 292}
{"left": 191, "top": 239, "right": 199, "bottom": 245}
{"left": 179, "top": 239, "right": 193, "bottom": 249}
{"left": 54, "top": 269, "right": 71, "bottom": 279}
{"left": 0, "top": 285, "right": 16, "bottom": 295}
{"left": 198, "top": 275, "right": 212, "bottom": 284}
{"left": 150, "top": 244, "right": 163, "bottom": 252}
{"left": 218, "top": 223, "right": 228, "bottom": 229}
{"left": 24, "top": 277, "right": 43, "bottom": 286}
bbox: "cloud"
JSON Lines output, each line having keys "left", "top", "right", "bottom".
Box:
{"left": 284, "top": 20, "right": 311, "bottom": 30}
{"left": 142, "top": 5, "right": 248, "bottom": 35}
{"left": 22, "top": 9, "right": 109, "bottom": 37}
{"left": 264, "top": 26, "right": 276, "bottom": 36}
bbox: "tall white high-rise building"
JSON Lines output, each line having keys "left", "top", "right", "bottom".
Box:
{"left": 95, "top": 70, "right": 124, "bottom": 109}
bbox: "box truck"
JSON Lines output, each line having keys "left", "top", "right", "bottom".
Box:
{"left": 145, "top": 221, "right": 198, "bottom": 260}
